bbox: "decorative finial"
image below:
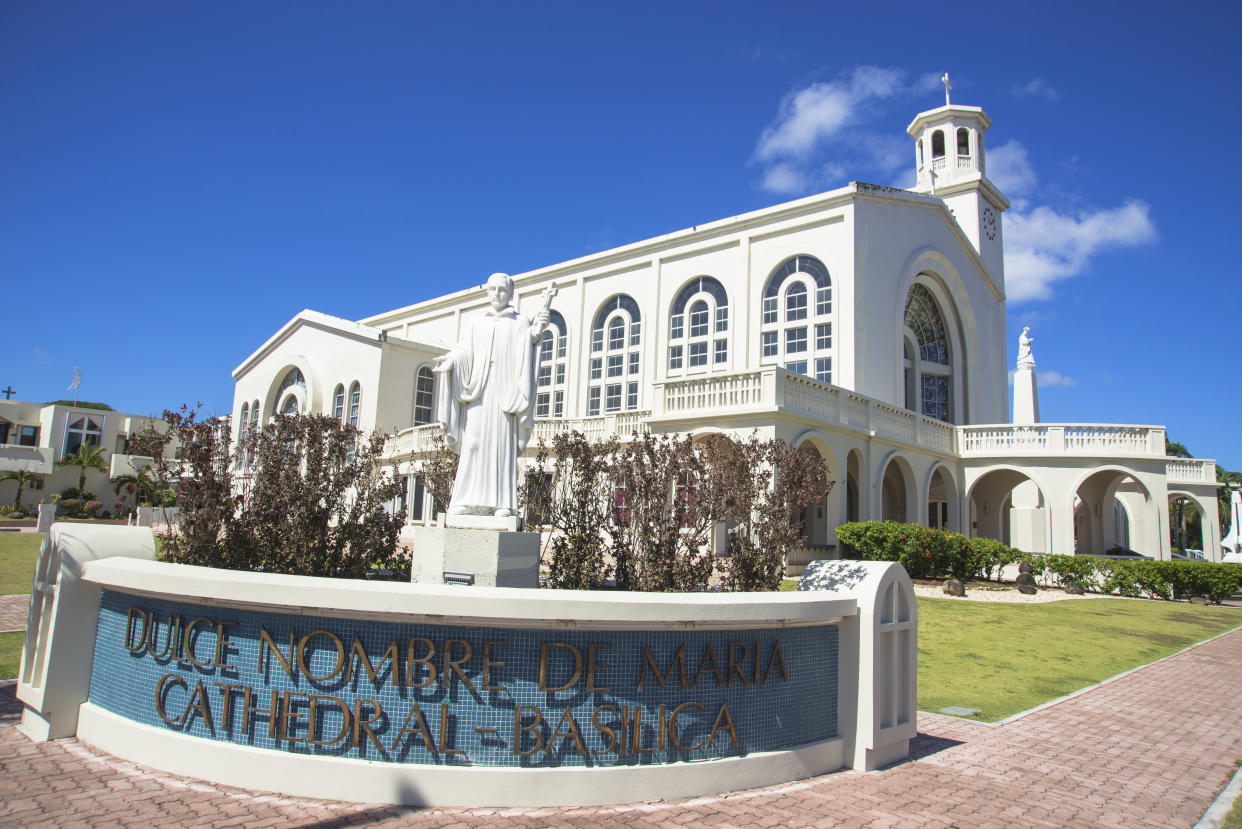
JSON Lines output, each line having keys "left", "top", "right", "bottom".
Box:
{"left": 941, "top": 73, "right": 952, "bottom": 106}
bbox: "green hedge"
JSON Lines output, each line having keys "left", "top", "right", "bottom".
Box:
{"left": 836, "top": 521, "right": 1025, "bottom": 581}
{"left": 836, "top": 521, "right": 1242, "bottom": 603}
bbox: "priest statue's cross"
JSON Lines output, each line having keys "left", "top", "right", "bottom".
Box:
{"left": 1, "top": 386, "right": 14, "bottom": 400}
{"left": 942, "top": 72, "right": 952, "bottom": 106}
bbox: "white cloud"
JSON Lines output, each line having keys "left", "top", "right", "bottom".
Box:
{"left": 755, "top": 67, "right": 903, "bottom": 163}
{"left": 1004, "top": 200, "right": 1157, "bottom": 302}
{"left": 1038, "top": 370, "right": 1077, "bottom": 387}
{"left": 1012, "top": 78, "right": 1060, "bottom": 103}
{"left": 759, "top": 162, "right": 809, "bottom": 195}
{"left": 1008, "top": 368, "right": 1077, "bottom": 387}
{"left": 753, "top": 66, "right": 934, "bottom": 193}
{"left": 987, "top": 140, "right": 1037, "bottom": 199}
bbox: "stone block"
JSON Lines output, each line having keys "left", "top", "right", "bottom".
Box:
{"left": 411, "top": 525, "right": 539, "bottom": 588}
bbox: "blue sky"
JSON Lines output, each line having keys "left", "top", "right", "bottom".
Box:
{"left": 3, "top": 2, "right": 1240, "bottom": 469}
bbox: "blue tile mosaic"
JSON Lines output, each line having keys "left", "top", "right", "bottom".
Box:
{"left": 88, "top": 589, "right": 838, "bottom": 768}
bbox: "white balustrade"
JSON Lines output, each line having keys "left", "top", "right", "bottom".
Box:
{"left": 1165, "top": 457, "right": 1217, "bottom": 484}
{"left": 874, "top": 402, "right": 915, "bottom": 443}
{"left": 931, "top": 157, "right": 946, "bottom": 171}
{"left": 959, "top": 424, "right": 1166, "bottom": 458}
{"left": 955, "top": 155, "right": 972, "bottom": 168}
{"left": 662, "top": 371, "right": 765, "bottom": 413}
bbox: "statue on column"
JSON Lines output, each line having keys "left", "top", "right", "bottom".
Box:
{"left": 434, "top": 273, "right": 552, "bottom": 518}
{"left": 1016, "top": 326, "right": 1036, "bottom": 369}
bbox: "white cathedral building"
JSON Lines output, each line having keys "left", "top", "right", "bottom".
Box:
{"left": 229, "top": 96, "right": 1225, "bottom": 566}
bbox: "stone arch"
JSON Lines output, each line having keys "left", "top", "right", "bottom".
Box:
{"left": 965, "top": 466, "right": 1049, "bottom": 551}
{"left": 878, "top": 452, "right": 918, "bottom": 524}
{"left": 923, "top": 462, "right": 960, "bottom": 532}
{"left": 792, "top": 429, "right": 842, "bottom": 548}
{"left": 1068, "top": 466, "right": 1154, "bottom": 557}
{"left": 265, "top": 361, "right": 317, "bottom": 420}
{"left": 846, "top": 448, "right": 865, "bottom": 524}
{"left": 1168, "top": 488, "right": 1219, "bottom": 560}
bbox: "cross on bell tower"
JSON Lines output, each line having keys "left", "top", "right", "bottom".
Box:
{"left": 1, "top": 386, "right": 14, "bottom": 400}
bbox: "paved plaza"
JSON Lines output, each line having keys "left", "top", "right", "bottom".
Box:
{"left": 3, "top": 625, "right": 1241, "bottom": 827}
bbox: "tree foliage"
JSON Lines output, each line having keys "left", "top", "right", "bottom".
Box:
{"left": 523, "top": 430, "right": 829, "bottom": 592}
{"left": 155, "top": 408, "right": 409, "bottom": 580}
{"left": 56, "top": 443, "right": 109, "bottom": 498}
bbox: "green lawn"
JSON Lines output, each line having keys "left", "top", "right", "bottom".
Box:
{"left": 918, "top": 596, "right": 1242, "bottom": 721}
{"left": 0, "top": 631, "right": 21, "bottom": 680}
{"left": 0, "top": 533, "right": 42, "bottom": 595}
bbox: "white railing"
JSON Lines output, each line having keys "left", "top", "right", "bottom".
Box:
{"left": 387, "top": 423, "right": 442, "bottom": 457}
{"left": 661, "top": 371, "right": 765, "bottom": 414}
{"left": 1166, "top": 457, "right": 1217, "bottom": 484}
{"left": 387, "top": 414, "right": 652, "bottom": 459}
{"left": 958, "top": 424, "right": 1166, "bottom": 458}
{"left": 956, "top": 155, "right": 972, "bottom": 168}
{"left": 931, "top": 157, "right": 946, "bottom": 171}
{"left": 657, "top": 368, "right": 957, "bottom": 456}
{"left": 387, "top": 373, "right": 1175, "bottom": 467}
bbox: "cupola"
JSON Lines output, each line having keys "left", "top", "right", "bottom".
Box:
{"left": 907, "top": 75, "right": 994, "bottom": 195}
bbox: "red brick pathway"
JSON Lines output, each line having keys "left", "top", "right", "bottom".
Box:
{"left": 4, "top": 630, "right": 1242, "bottom": 828}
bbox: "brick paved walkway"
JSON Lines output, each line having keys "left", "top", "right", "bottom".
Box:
{"left": 4, "top": 630, "right": 1242, "bottom": 828}
{"left": 0, "top": 594, "right": 29, "bottom": 632}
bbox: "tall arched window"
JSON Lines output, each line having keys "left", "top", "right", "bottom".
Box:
{"left": 761, "top": 255, "right": 833, "bottom": 383}
{"left": 63, "top": 416, "right": 102, "bottom": 457}
{"left": 589, "top": 297, "right": 641, "bottom": 415}
{"left": 904, "top": 282, "right": 953, "bottom": 422}
{"left": 956, "top": 127, "right": 971, "bottom": 157}
{"left": 668, "top": 277, "right": 728, "bottom": 376}
{"left": 537, "top": 310, "right": 569, "bottom": 418}
{"left": 413, "top": 367, "right": 435, "bottom": 425}
{"left": 238, "top": 403, "right": 249, "bottom": 444}
{"left": 332, "top": 384, "right": 345, "bottom": 421}
{"left": 931, "top": 129, "right": 946, "bottom": 158}
{"left": 250, "top": 400, "right": 260, "bottom": 433}
{"left": 347, "top": 381, "right": 361, "bottom": 427}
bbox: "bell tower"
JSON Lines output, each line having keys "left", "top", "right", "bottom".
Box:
{"left": 907, "top": 74, "right": 1009, "bottom": 283}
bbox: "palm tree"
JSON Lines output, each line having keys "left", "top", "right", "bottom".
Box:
{"left": 112, "top": 466, "right": 157, "bottom": 507}
{"left": 57, "top": 443, "right": 109, "bottom": 499}
{"left": 0, "top": 468, "right": 43, "bottom": 511}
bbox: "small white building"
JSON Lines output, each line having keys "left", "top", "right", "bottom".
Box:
{"left": 0, "top": 398, "right": 175, "bottom": 513}
{"left": 228, "top": 95, "right": 1224, "bottom": 563}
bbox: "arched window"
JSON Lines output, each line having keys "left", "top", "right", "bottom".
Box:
{"left": 931, "top": 129, "right": 945, "bottom": 158}
{"left": 278, "top": 368, "right": 306, "bottom": 395}
{"left": 413, "top": 367, "right": 435, "bottom": 426}
{"left": 347, "top": 382, "right": 361, "bottom": 427}
{"left": 64, "top": 416, "right": 102, "bottom": 457}
{"left": 761, "top": 255, "right": 832, "bottom": 383}
{"left": 589, "top": 298, "right": 640, "bottom": 415}
{"left": 281, "top": 395, "right": 299, "bottom": 415}
{"left": 904, "top": 282, "right": 953, "bottom": 422}
{"left": 332, "top": 384, "right": 345, "bottom": 421}
{"left": 956, "top": 127, "right": 970, "bottom": 157}
{"left": 239, "top": 403, "right": 249, "bottom": 444}
{"left": 250, "top": 400, "right": 260, "bottom": 433}
{"left": 537, "top": 310, "right": 569, "bottom": 418}
{"left": 917, "top": 138, "right": 924, "bottom": 169}
{"left": 668, "top": 277, "right": 728, "bottom": 376}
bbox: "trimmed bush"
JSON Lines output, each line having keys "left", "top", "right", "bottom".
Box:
{"left": 81, "top": 500, "right": 103, "bottom": 517}
{"left": 58, "top": 498, "right": 81, "bottom": 516}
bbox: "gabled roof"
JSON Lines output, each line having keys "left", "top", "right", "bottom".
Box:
{"left": 231, "top": 310, "right": 432, "bottom": 380}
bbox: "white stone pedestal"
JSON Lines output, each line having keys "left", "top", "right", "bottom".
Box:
{"left": 1013, "top": 364, "right": 1040, "bottom": 425}
{"left": 411, "top": 525, "right": 540, "bottom": 588}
